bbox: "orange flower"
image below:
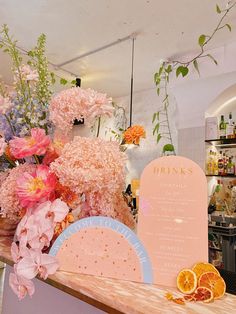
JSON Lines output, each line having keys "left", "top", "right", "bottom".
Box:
{"left": 55, "top": 182, "right": 80, "bottom": 209}
{"left": 54, "top": 213, "right": 75, "bottom": 237}
{"left": 123, "top": 125, "right": 146, "bottom": 145}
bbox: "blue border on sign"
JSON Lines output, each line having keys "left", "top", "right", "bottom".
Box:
{"left": 49, "top": 216, "right": 153, "bottom": 284}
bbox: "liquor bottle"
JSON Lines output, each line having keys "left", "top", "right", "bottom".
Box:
{"left": 207, "top": 150, "right": 213, "bottom": 175}
{"left": 218, "top": 151, "right": 224, "bottom": 176}
{"left": 226, "top": 157, "right": 235, "bottom": 175}
{"left": 213, "top": 151, "right": 218, "bottom": 175}
{"left": 219, "top": 115, "right": 226, "bottom": 139}
{"left": 226, "top": 112, "right": 234, "bottom": 138}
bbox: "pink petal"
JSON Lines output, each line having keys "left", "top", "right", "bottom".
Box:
{"left": 16, "top": 256, "right": 38, "bottom": 280}
{"left": 11, "top": 242, "right": 19, "bottom": 263}
{"left": 50, "top": 199, "right": 69, "bottom": 222}
{"left": 39, "top": 254, "right": 59, "bottom": 279}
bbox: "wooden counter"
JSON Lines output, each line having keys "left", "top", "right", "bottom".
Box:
{"left": 0, "top": 236, "right": 236, "bottom": 314}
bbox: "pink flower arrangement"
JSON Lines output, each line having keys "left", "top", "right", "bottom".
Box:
{"left": 10, "top": 199, "right": 69, "bottom": 299}
{"left": 9, "top": 128, "right": 51, "bottom": 159}
{"left": 16, "top": 165, "right": 57, "bottom": 208}
{"left": 49, "top": 87, "right": 113, "bottom": 132}
{"left": 51, "top": 136, "right": 135, "bottom": 228}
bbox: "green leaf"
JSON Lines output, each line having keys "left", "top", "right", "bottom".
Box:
{"left": 156, "top": 134, "right": 162, "bottom": 144}
{"left": 158, "top": 66, "right": 163, "bottom": 76}
{"left": 156, "top": 111, "right": 160, "bottom": 120}
{"left": 207, "top": 54, "right": 218, "bottom": 65}
{"left": 157, "top": 87, "right": 160, "bottom": 96}
{"left": 118, "top": 128, "right": 124, "bottom": 131}
{"left": 165, "top": 64, "right": 172, "bottom": 74}
{"left": 216, "top": 4, "right": 221, "bottom": 14}
{"left": 193, "top": 59, "right": 200, "bottom": 76}
{"left": 153, "top": 123, "right": 160, "bottom": 135}
{"left": 154, "top": 72, "right": 159, "bottom": 83}
{"left": 71, "top": 79, "right": 77, "bottom": 85}
{"left": 50, "top": 72, "right": 56, "bottom": 84}
{"left": 60, "top": 78, "right": 68, "bottom": 85}
{"left": 198, "top": 34, "right": 206, "bottom": 47}
{"left": 152, "top": 113, "right": 157, "bottom": 123}
{"left": 226, "top": 24, "right": 232, "bottom": 32}
{"left": 176, "top": 66, "right": 189, "bottom": 77}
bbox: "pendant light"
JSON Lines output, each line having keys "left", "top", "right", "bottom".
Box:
{"left": 74, "top": 77, "right": 84, "bottom": 125}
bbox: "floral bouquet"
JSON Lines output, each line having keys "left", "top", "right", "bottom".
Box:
{"left": 0, "top": 25, "right": 134, "bottom": 300}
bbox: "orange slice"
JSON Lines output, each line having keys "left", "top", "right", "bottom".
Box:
{"left": 177, "top": 269, "right": 197, "bottom": 294}
{"left": 194, "top": 286, "right": 214, "bottom": 303}
{"left": 198, "top": 272, "right": 226, "bottom": 299}
{"left": 192, "top": 262, "right": 219, "bottom": 279}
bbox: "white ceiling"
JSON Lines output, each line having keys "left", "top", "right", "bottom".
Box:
{"left": 0, "top": 0, "right": 236, "bottom": 97}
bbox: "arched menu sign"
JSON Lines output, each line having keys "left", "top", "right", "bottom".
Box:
{"left": 138, "top": 156, "right": 208, "bottom": 287}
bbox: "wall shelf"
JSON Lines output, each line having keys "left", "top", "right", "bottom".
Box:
{"left": 205, "top": 138, "right": 236, "bottom": 148}
{"left": 206, "top": 174, "right": 236, "bottom": 178}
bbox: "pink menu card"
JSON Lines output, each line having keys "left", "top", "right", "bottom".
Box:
{"left": 138, "top": 156, "right": 208, "bottom": 287}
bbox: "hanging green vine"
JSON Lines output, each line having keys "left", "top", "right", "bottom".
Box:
{"left": 153, "top": 2, "right": 236, "bottom": 155}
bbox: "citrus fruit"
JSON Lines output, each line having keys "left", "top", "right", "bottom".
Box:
{"left": 194, "top": 286, "right": 214, "bottom": 303}
{"left": 177, "top": 269, "right": 197, "bottom": 294}
{"left": 198, "top": 272, "right": 226, "bottom": 299}
{"left": 192, "top": 262, "right": 219, "bottom": 279}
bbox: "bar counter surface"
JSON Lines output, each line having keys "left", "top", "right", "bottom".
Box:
{"left": 0, "top": 236, "right": 236, "bottom": 314}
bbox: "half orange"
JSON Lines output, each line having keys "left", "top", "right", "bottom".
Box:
{"left": 198, "top": 272, "right": 226, "bottom": 299}
{"left": 194, "top": 286, "right": 214, "bottom": 303}
{"left": 177, "top": 269, "right": 197, "bottom": 294}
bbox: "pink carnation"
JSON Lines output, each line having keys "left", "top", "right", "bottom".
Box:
{"left": 0, "top": 164, "right": 36, "bottom": 222}
{"left": 51, "top": 137, "right": 135, "bottom": 228}
{"left": 49, "top": 87, "right": 88, "bottom": 132}
{"left": 9, "top": 128, "right": 51, "bottom": 159}
{"left": 49, "top": 87, "right": 113, "bottom": 132}
{"left": 16, "top": 165, "right": 57, "bottom": 208}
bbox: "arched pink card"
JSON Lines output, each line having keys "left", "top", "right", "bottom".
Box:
{"left": 138, "top": 156, "right": 208, "bottom": 287}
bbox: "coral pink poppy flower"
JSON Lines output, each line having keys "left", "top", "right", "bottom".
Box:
{"left": 9, "top": 128, "right": 51, "bottom": 159}
{"left": 9, "top": 272, "right": 35, "bottom": 300}
{"left": 16, "top": 250, "right": 59, "bottom": 280}
{"left": 16, "top": 165, "right": 57, "bottom": 208}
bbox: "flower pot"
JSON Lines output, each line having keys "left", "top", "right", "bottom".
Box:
{"left": 0, "top": 216, "right": 18, "bottom": 236}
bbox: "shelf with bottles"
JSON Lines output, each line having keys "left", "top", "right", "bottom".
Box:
{"left": 206, "top": 174, "right": 236, "bottom": 177}
{"left": 206, "top": 148, "right": 236, "bottom": 176}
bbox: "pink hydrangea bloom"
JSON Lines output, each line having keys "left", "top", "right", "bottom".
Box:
{"left": 85, "top": 88, "right": 113, "bottom": 124}
{"left": 0, "top": 95, "right": 13, "bottom": 114}
{"left": 0, "top": 164, "right": 35, "bottom": 222}
{"left": 16, "top": 249, "right": 59, "bottom": 280}
{"left": 0, "top": 137, "right": 7, "bottom": 156}
{"left": 49, "top": 87, "right": 113, "bottom": 132}
{"left": 16, "top": 165, "right": 57, "bottom": 208}
{"left": 49, "top": 87, "right": 88, "bottom": 132}
{"left": 51, "top": 137, "right": 135, "bottom": 228}
{"left": 19, "top": 65, "right": 39, "bottom": 82}
{"left": 9, "top": 128, "right": 51, "bottom": 159}
{"left": 9, "top": 272, "right": 35, "bottom": 300}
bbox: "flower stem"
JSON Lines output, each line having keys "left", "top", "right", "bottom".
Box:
{"left": 34, "top": 154, "right": 40, "bottom": 164}
{"left": 4, "top": 114, "right": 16, "bottom": 136}
{"left": 96, "top": 117, "right": 101, "bottom": 137}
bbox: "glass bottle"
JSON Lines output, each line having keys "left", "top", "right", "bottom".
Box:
{"left": 219, "top": 115, "right": 226, "bottom": 139}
